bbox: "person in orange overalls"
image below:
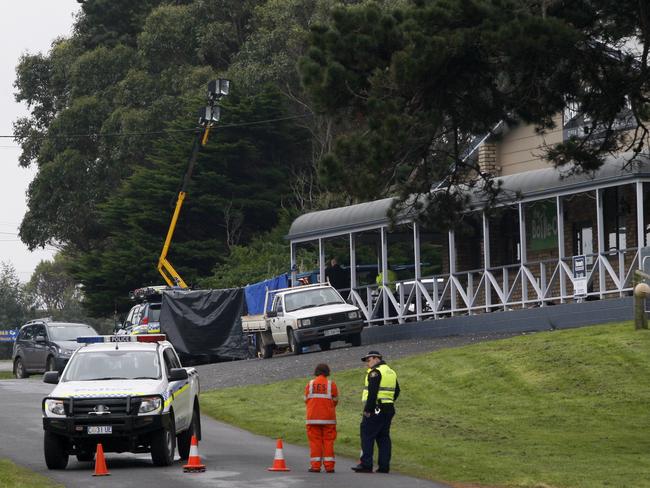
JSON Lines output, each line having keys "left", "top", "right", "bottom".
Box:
{"left": 304, "top": 363, "right": 338, "bottom": 473}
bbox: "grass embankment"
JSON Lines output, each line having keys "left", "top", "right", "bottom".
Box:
{"left": 0, "top": 459, "right": 62, "bottom": 488}
{"left": 201, "top": 322, "right": 650, "bottom": 488}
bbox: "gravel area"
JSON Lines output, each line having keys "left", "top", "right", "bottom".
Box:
{"left": 195, "top": 331, "right": 527, "bottom": 391}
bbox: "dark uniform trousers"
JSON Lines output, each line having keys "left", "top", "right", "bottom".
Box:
{"left": 360, "top": 404, "right": 395, "bottom": 470}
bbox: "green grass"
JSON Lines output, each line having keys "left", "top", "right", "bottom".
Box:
{"left": 0, "top": 459, "right": 62, "bottom": 487}
{"left": 201, "top": 322, "right": 650, "bottom": 488}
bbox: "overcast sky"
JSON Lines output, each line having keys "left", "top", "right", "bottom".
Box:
{"left": 0, "top": 1, "right": 80, "bottom": 281}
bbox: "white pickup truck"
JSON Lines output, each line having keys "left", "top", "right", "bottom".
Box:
{"left": 242, "top": 284, "right": 365, "bottom": 358}
{"left": 41, "top": 335, "right": 201, "bottom": 469}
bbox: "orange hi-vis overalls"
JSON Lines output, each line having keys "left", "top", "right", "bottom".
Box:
{"left": 304, "top": 375, "right": 338, "bottom": 472}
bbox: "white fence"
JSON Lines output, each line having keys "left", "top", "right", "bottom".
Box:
{"left": 345, "top": 248, "right": 639, "bottom": 324}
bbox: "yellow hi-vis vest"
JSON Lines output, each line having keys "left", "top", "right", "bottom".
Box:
{"left": 362, "top": 364, "right": 397, "bottom": 404}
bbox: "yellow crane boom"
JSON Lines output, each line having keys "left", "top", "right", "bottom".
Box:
{"left": 157, "top": 80, "right": 228, "bottom": 287}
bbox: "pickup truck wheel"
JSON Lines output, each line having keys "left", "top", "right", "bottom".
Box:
{"left": 44, "top": 431, "right": 69, "bottom": 470}
{"left": 288, "top": 329, "right": 302, "bottom": 355}
{"left": 349, "top": 332, "right": 362, "bottom": 347}
{"left": 151, "top": 414, "right": 176, "bottom": 466}
{"left": 14, "top": 357, "right": 28, "bottom": 379}
{"left": 76, "top": 450, "right": 95, "bottom": 463}
{"left": 319, "top": 341, "right": 331, "bottom": 351}
{"left": 177, "top": 406, "right": 200, "bottom": 460}
{"left": 256, "top": 333, "right": 274, "bottom": 359}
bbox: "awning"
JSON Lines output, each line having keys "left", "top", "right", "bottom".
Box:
{"left": 288, "top": 152, "right": 650, "bottom": 242}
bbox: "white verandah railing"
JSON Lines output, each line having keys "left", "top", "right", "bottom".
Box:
{"left": 345, "top": 248, "right": 639, "bottom": 324}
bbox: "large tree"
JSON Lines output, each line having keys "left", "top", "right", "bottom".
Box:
{"left": 0, "top": 263, "right": 31, "bottom": 327}
{"left": 69, "top": 87, "right": 310, "bottom": 316}
{"left": 299, "top": 0, "right": 650, "bottom": 226}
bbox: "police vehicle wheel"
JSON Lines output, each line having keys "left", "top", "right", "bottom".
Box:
{"left": 76, "top": 450, "right": 94, "bottom": 462}
{"left": 46, "top": 356, "right": 56, "bottom": 372}
{"left": 151, "top": 414, "right": 176, "bottom": 466}
{"left": 44, "top": 432, "right": 69, "bottom": 470}
{"left": 14, "top": 357, "right": 28, "bottom": 379}
{"left": 319, "top": 341, "right": 331, "bottom": 351}
{"left": 349, "top": 333, "right": 362, "bottom": 347}
{"left": 288, "top": 329, "right": 302, "bottom": 355}
{"left": 177, "top": 407, "right": 200, "bottom": 460}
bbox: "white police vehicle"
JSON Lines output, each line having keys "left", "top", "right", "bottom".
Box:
{"left": 41, "top": 335, "right": 201, "bottom": 469}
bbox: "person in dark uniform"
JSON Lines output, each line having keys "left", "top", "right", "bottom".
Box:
{"left": 325, "top": 257, "right": 348, "bottom": 291}
{"left": 351, "top": 351, "right": 400, "bottom": 474}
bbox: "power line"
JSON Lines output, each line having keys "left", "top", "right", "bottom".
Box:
{"left": 0, "top": 114, "right": 312, "bottom": 140}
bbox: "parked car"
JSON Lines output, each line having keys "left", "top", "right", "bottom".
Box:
{"left": 115, "top": 286, "right": 166, "bottom": 336}
{"left": 12, "top": 319, "right": 99, "bottom": 378}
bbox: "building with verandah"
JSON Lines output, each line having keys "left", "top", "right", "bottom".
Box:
{"left": 287, "top": 113, "right": 650, "bottom": 325}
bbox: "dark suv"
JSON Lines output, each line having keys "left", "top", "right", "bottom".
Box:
{"left": 12, "top": 320, "right": 98, "bottom": 378}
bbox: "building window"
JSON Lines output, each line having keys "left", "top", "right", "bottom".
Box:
{"left": 501, "top": 210, "right": 520, "bottom": 265}
{"left": 603, "top": 187, "right": 628, "bottom": 252}
{"left": 573, "top": 221, "right": 594, "bottom": 264}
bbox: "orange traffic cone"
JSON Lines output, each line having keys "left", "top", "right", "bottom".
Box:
{"left": 267, "top": 438, "right": 291, "bottom": 471}
{"left": 183, "top": 435, "right": 206, "bottom": 473}
{"left": 92, "top": 443, "right": 110, "bottom": 476}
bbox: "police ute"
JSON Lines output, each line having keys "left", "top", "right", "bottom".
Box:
{"left": 41, "top": 334, "right": 201, "bottom": 469}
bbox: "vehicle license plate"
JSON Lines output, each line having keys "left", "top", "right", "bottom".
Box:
{"left": 87, "top": 426, "right": 112, "bottom": 435}
{"left": 324, "top": 328, "right": 340, "bottom": 337}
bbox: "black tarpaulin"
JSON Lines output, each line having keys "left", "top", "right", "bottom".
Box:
{"left": 160, "top": 288, "right": 249, "bottom": 361}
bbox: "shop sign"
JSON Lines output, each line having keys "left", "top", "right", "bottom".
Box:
{"left": 573, "top": 255, "right": 587, "bottom": 297}
{"left": 529, "top": 201, "right": 557, "bottom": 251}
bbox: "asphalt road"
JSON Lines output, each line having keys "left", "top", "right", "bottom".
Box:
{"left": 0, "top": 379, "right": 449, "bottom": 488}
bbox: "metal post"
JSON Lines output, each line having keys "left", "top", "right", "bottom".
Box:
{"left": 448, "top": 230, "right": 457, "bottom": 314}
{"left": 319, "top": 238, "right": 325, "bottom": 284}
{"left": 596, "top": 189, "right": 605, "bottom": 298}
{"left": 381, "top": 227, "right": 389, "bottom": 323}
{"left": 518, "top": 203, "right": 528, "bottom": 307}
{"left": 502, "top": 267, "right": 509, "bottom": 310}
{"left": 482, "top": 212, "right": 491, "bottom": 312}
{"left": 556, "top": 195, "right": 566, "bottom": 302}
{"left": 290, "top": 242, "right": 297, "bottom": 287}
{"left": 637, "top": 181, "right": 645, "bottom": 249}
{"left": 349, "top": 233, "right": 357, "bottom": 289}
{"left": 413, "top": 222, "right": 422, "bottom": 320}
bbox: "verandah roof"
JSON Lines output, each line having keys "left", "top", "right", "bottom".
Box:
{"left": 287, "top": 153, "right": 650, "bottom": 242}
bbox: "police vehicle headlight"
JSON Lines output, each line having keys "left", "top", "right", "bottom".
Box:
{"left": 45, "top": 399, "right": 66, "bottom": 417}
{"left": 300, "top": 318, "right": 312, "bottom": 327}
{"left": 138, "top": 396, "right": 162, "bottom": 414}
{"left": 347, "top": 311, "right": 359, "bottom": 319}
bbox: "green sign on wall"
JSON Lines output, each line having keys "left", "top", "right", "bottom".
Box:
{"left": 529, "top": 201, "right": 558, "bottom": 251}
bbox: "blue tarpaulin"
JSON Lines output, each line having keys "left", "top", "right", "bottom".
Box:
{"left": 244, "top": 274, "right": 288, "bottom": 315}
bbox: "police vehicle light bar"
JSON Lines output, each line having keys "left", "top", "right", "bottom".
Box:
{"left": 77, "top": 334, "right": 166, "bottom": 344}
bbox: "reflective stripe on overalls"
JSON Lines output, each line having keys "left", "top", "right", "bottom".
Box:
{"left": 362, "top": 364, "right": 397, "bottom": 403}
{"left": 305, "top": 379, "right": 337, "bottom": 424}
